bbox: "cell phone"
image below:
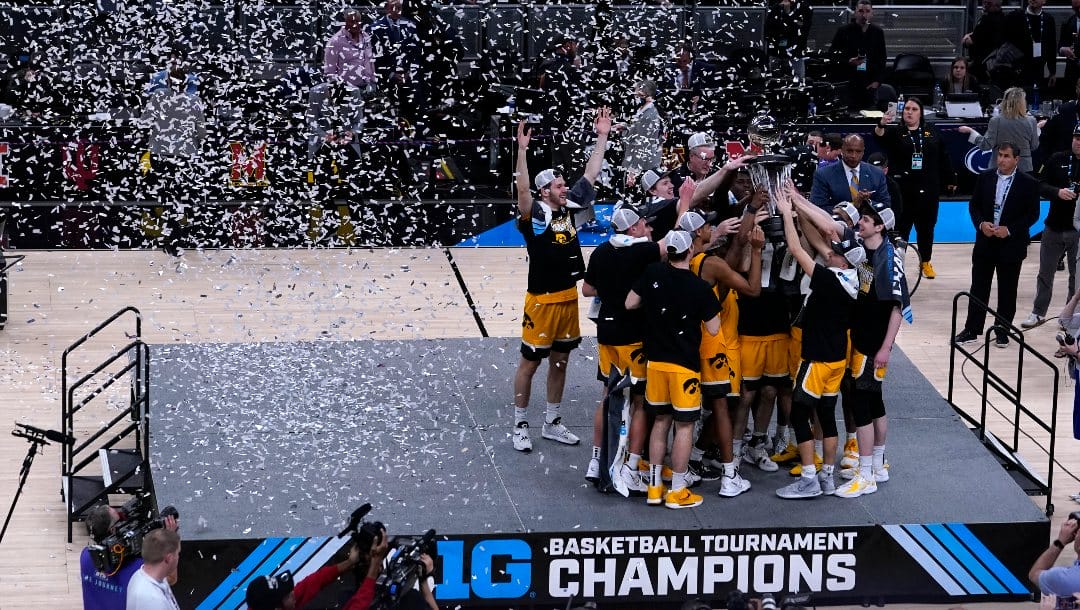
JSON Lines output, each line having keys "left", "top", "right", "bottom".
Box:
{"left": 886, "top": 102, "right": 897, "bottom": 118}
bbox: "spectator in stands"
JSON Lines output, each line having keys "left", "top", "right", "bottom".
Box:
{"left": 538, "top": 34, "right": 589, "bottom": 173}
{"left": 959, "top": 86, "right": 1039, "bottom": 174}
{"left": 7, "top": 60, "right": 62, "bottom": 122}
{"left": 666, "top": 44, "right": 711, "bottom": 114}
{"left": 809, "top": 134, "right": 891, "bottom": 213}
{"left": 618, "top": 80, "right": 663, "bottom": 190}
{"left": 126, "top": 528, "right": 181, "bottom": 610}
{"left": 1019, "top": 126, "right": 1080, "bottom": 330}
{"left": 829, "top": 0, "right": 886, "bottom": 112}
{"left": 141, "top": 51, "right": 206, "bottom": 256}
{"left": 324, "top": 9, "right": 377, "bottom": 91}
{"left": 962, "top": 0, "right": 1006, "bottom": 83}
{"left": 873, "top": 96, "right": 956, "bottom": 280}
{"left": 1042, "top": 78, "right": 1080, "bottom": 158}
{"left": 765, "top": 0, "right": 813, "bottom": 73}
{"left": 81, "top": 506, "right": 178, "bottom": 610}
{"left": 1028, "top": 515, "right": 1080, "bottom": 607}
{"left": 1004, "top": 0, "right": 1056, "bottom": 94}
{"left": 369, "top": 0, "right": 421, "bottom": 123}
{"left": 954, "top": 142, "right": 1040, "bottom": 348}
{"left": 1059, "top": 0, "right": 1080, "bottom": 95}
{"left": 941, "top": 57, "right": 979, "bottom": 94}
{"left": 820, "top": 132, "right": 843, "bottom": 167}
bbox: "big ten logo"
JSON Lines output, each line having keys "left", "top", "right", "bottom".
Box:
{"left": 724, "top": 141, "right": 763, "bottom": 161}
{"left": 228, "top": 142, "right": 269, "bottom": 187}
{"left": 436, "top": 538, "right": 532, "bottom": 600}
{"left": 62, "top": 140, "right": 100, "bottom": 191}
{"left": 0, "top": 142, "right": 8, "bottom": 187}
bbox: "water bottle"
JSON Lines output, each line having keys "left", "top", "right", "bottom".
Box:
{"left": 1032, "top": 83, "right": 1040, "bottom": 113}
{"left": 933, "top": 81, "right": 943, "bottom": 111}
{"left": 807, "top": 100, "right": 816, "bottom": 118}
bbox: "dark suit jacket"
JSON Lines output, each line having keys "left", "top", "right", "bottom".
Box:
{"left": 968, "top": 169, "right": 1040, "bottom": 263}
{"left": 809, "top": 160, "right": 891, "bottom": 212}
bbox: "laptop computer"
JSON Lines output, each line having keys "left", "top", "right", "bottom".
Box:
{"left": 944, "top": 93, "right": 983, "bottom": 119}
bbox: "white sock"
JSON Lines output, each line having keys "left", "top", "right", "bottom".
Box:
{"left": 873, "top": 445, "right": 886, "bottom": 470}
{"left": 545, "top": 402, "right": 560, "bottom": 424}
{"left": 591, "top": 446, "right": 601, "bottom": 460}
{"left": 813, "top": 439, "right": 824, "bottom": 458}
{"left": 628, "top": 453, "right": 641, "bottom": 470}
{"left": 733, "top": 439, "right": 744, "bottom": 457}
{"left": 514, "top": 407, "right": 527, "bottom": 425}
{"left": 650, "top": 463, "right": 662, "bottom": 488}
{"left": 672, "top": 470, "right": 688, "bottom": 492}
{"left": 802, "top": 462, "right": 817, "bottom": 480}
{"left": 822, "top": 463, "right": 834, "bottom": 475}
{"left": 690, "top": 445, "right": 704, "bottom": 462}
{"left": 859, "top": 456, "right": 873, "bottom": 480}
{"left": 723, "top": 461, "right": 737, "bottom": 477}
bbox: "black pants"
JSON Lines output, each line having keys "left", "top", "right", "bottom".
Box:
{"left": 896, "top": 182, "right": 939, "bottom": 262}
{"left": 963, "top": 254, "right": 1024, "bottom": 337}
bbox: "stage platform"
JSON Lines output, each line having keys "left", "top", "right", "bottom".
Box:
{"left": 151, "top": 337, "right": 1048, "bottom": 609}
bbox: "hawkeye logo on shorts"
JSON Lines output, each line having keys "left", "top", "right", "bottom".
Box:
{"left": 523, "top": 313, "right": 535, "bottom": 329}
{"left": 631, "top": 348, "right": 646, "bottom": 364}
{"left": 683, "top": 378, "right": 700, "bottom": 395}
{"left": 707, "top": 352, "right": 729, "bottom": 371}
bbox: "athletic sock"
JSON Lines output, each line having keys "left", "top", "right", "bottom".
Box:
{"left": 690, "top": 445, "right": 704, "bottom": 462}
{"left": 650, "top": 463, "right": 662, "bottom": 488}
{"left": 545, "top": 402, "right": 560, "bottom": 424}
{"left": 872, "top": 445, "right": 886, "bottom": 470}
{"left": 749, "top": 432, "right": 766, "bottom": 447}
{"left": 733, "top": 439, "right": 744, "bottom": 457}
{"left": 813, "top": 439, "right": 824, "bottom": 458}
{"left": 514, "top": 407, "right": 527, "bottom": 425}
{"left": 628, "top": 453, "right": 641, "bottom": 470}
{"left": 801, "top": 462, "right": 817, "bottom": 480}
{"left": 859, "top": 456, "right": 873, "bottom": 480}
{"left": 723, "top": 461, "right": 736, "bottom": 477}
{"left": 591, "top": 446, "right": 601, "bottom": 460}
{"left": 822, "top": 463, "right": 834, "bottom": 476}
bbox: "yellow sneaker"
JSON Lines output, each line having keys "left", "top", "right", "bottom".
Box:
{"left": 840, "top": 437, "right": 859, "bottom": 469}
{"left": 770, "top": 442, "right": 799, "bottom": 463}
{"left": 921, "top": 261, "right": 936, "bottom": 279}
{"left": 664, "top": 487, "right": 703, "bottom": 509}
{"left": 661, "top": 465, "right": 674, "bottom": 482}
{"left": 789, "top": 453, "right": 823, "bottom": 477}
{"left": 647, "top": 484, "right": 666, "bottom": 506}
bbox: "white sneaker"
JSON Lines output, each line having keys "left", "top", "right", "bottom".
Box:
{"left": 840, "top": 464, "right": 890, "bottom": 483}
{"left": 513, "top": 422, "right": 532, "bottom": 452}
{"left": 835, "top": 471, "right": 878, "bottom": 498}
{"left": 1020, "top": 313, "right": 1046, "bottom": 329}
{"left": 541, "top": 417, "right": 580, "bottom": 445}
{"left": 586, "top": 457, "right": 601, "bottom": 483}
{"left": 719, "top": 470, "right": 752, "bottom": 497}
{"left": 742, "top": 444, "right": 779, "bottom": 472}
{"left": 617, "top": 463, "right": 648, "bottom": 496}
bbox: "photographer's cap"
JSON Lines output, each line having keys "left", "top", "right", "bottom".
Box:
{"left": 862, "top": 200, "right": 896, "bottom": 230}
{"left": 1073, "top": 123, "right": 1080, "bottom": 137}
{"left": 641, "top": 167, "right": 671, "bottom": 193}
{"left": 611, "top": 207, "right": 641, "bottom": 232}
{"left": 534, "top": 169, "right": 560, "bottom": 191}
{"left": 831, "top": 226, "right": 866, "bottom": 266}
{"left": 665, "top": 230, "right": 693, "bottom": 254}
{"left": 677, "top": 210, "right": 706, "bottom": 233}
{"left": 246, "top": 571, "right": 295, "bottom": 610}
{"left": 687, "top": 132, "right": 714, "bottom": 150}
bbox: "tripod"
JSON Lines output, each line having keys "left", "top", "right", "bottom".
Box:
{"left": 0, "top": 429, "right": 50, "bottom": 545}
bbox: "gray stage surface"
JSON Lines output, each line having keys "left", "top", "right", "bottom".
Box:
{"left": 149, "top": 338, "right": 1047, "bottom": 541}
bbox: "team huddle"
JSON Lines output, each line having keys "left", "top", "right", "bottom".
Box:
{"left": 510, "top": 108, "right": 908, "bottom": 510}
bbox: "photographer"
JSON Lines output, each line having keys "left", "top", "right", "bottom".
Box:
{"left": 348, "top": 524, "right": 438, "bottom": 610}
{"left": 1028, "top": 514, "right": 1080, "bottom": 607}
{"left": 80, "top": 504, "right": 178, "bottom": 610}
{"left": 246, "top": 541, "right": 368, "bottom": 610}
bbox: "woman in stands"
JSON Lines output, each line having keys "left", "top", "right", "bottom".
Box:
{"left": 941, "top": 57, "right": 979, "bottom": 94}
{"left": 873, "top": 97, "right": 956, "bottom": 280}
{"left": 958, "top": 86, "right": 1039, "bottom": 173}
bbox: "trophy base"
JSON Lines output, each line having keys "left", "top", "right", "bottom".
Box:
{"left": 759, "top": 216, "right": 786, "bottom": 243}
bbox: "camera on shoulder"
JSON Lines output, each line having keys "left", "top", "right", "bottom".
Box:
{"left": 86, "top": 494, "right": 179, "bottom": 574}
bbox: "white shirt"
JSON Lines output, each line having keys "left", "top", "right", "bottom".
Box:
{"left": 126, "top": 568, "right": 180, "bottom": 610}
{"left": 993, "top": 171, "right": 1015, "bottom": 226}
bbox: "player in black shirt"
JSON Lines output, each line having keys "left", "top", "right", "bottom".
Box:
{"left": 511, "top": 109, "right": 612, "bottom": 453}
{"left": 626, "top": 231, "right": 721, "bottom": 509}
{"left": 582, "top": 207, "right": 664, "bottom": 494}
{"left": 774, "top": 188, "right": 864, "bottom": 500}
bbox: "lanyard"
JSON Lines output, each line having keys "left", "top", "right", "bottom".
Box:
{"left": 1028, "top": 12, "right": 1045, "bottom": 42}
{"left": 907, "top": 128, "right": 923, "bottom": 154}
{"left": 997, "top": 173, "right": 1014, "bottom": 213}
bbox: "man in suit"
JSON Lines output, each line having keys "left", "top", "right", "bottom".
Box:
{"left": 1004, "top": 0, "right": 1056, "bottom": 93}
{"left": 809, "top": 134, "right": 890, "bottom": 213}
{"left": 1059, "top": 0, "right": 1080, "bottom": 98}
{"left": 954, "top": 142, "right": 1041, "bottom": 348}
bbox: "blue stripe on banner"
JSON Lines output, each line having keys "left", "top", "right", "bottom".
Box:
{"left": 903, "top": 524, "right": 986, "bottom": 595}
{"left": 926, "top": 523, "right": 1007, "bottom": 594}
{"left": 216, "top": 537, "right": 307, "bottom": 610}
{"left": 196, "top": 538, "right": 286, "bottom": 610}
{"left": 276, "top": 537, "right": 330, "bottom": 580}
{"left": 292, "top": 536, "right": 351, "bottom": 583}
{"left": 946, "top": 523, "right": 1030, "bottom": 594}
{"left": 882, "top": 524, "right": 965, "bottom": 595}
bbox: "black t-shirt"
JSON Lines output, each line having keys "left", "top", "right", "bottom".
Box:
{"left": 851, "top": 247, "right": 901, "bottom": 356}
{"left": 516, "top": 177, "right": 596, "bottom": 294}
{"left": 638, "top": 196, "right": 678, "bottom": 242}
{"left": 801, "top": 263, "right": 857, "bottom": 363}
{"left": 737, "top": 288, "right": 792, "bottom": 337}
{"left": 585, "top": 240, "right": 662, "bottom": 345}
{"left": 633, "top": 262, "right": 722, "bottom": 372}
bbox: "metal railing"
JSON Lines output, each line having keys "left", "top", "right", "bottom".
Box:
{"left": 948, "top": 292, "right": 1059, "bottom": 517}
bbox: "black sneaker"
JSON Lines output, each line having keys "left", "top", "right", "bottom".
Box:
{"left": 689, "top": 460, "right": 722, "bottom": 481}
{"left": 994, "top": 333, "right": 1009, "bottom": 349}
{"left": 953, "top": 329, "right": 979, "bottom": 345}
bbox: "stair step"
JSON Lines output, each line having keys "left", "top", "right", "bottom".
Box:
{"left": 100, "top": 447, "right": 145, "bottom": 491}
{"left": 68, "top": 475, "right": 107, "bottom": 520}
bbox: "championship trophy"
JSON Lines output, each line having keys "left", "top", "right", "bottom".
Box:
{"left": 745, "top": 114, "right": 792, "bottom": 242}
